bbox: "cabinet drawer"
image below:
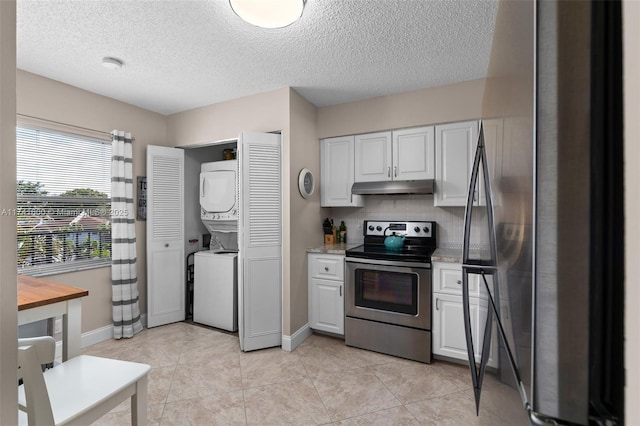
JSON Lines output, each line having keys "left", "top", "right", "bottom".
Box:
{"left": 433, "top": 262, "right": 488, "bottom": 299}
{"left": 309, "top": 254, "right": 344, "bottom": 281}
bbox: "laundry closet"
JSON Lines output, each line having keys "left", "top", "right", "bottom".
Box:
{"left": 190, "top": 142, "right": 239, "bottom": 332}
{"left": 146, "top": 132, "right": 282, "bottom": 351}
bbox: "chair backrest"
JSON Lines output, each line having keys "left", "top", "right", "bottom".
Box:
{"left": 18, "top": 338, "right": 56, "bottom": 426}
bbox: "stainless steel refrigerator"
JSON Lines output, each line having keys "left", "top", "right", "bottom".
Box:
{"left": 460, "top": 1, "right": 624, "bottom": 424}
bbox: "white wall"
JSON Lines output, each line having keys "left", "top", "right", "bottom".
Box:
{"left": 0, "top": 2, "right": 17, "bottom": 423}
{"left": 318, "top": 79, "right": 485, "bottom": 139}
{"left": 288, "top": 90, "right": 325, "bottom": 333}
{"left": 16, "top": 70, "right": 169, "bottom": 333}
{"left": 623, "top": 0, "right": 640, "bottom": 420}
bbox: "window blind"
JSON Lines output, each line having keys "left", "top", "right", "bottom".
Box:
{"left": 15, "top": 126, "right": 112, "bottom": 276}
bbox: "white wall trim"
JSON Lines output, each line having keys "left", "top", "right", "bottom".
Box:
{"left": 281, "top": 323, "right": 312, "bottom": 352}
{"left": 55, "top": 314, "right": 148, "bottom": 359}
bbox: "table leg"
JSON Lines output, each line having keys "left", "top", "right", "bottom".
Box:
{"left": 62, "top": 299, "right": 82, "bottom": 361}
{"left": 131, "top": 374, "right": 148, "bottom": 425}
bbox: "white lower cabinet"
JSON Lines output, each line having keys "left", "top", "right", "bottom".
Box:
{"left": 432, "top": 262, "right": 497, "bottom": 367}
{"left": 308, "top": 253, "right": 344, "bottom": 335}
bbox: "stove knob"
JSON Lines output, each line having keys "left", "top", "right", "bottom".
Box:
{"left": 414, "top": 227, "right": 421, "bottom": 233}
{"left": 376, "top": 226, "right": 382, "bottom": 231}
{"left": 423, "top": 227, "right": 429, "bottom": 233}
{"left": 368, "top": 225, "right": 374, "bottom": 231}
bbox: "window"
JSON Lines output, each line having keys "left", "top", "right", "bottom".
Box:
{"left": 15, "top": 126, "right": 112, "bottom": 276}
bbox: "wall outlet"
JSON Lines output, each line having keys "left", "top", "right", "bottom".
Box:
{"left": 54, "top": 318, "right": 62, "bottom": 334}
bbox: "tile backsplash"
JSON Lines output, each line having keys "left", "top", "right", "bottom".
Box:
{"left": 326, "top": 194, "right": 481, "bottom": 249}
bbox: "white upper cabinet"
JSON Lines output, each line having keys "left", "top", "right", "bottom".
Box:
{"left": 355, "top": 127, "right": 435, "bottom": 183}
{"left": 354, "top": 131, "right": 393, "bottom": 182}
{"left": 478, "top": 118, "right": 504, "bottom": 206}
{"left": 434, "top": 120, "right": 479, "bottom": 206}
{"left": 393, "top": 126, "right": 435, "bottom": 181}
{"left": 321, "top": 136, "right": 364, "bottom": 207}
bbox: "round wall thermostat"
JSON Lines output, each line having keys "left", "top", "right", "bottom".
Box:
{"left": 298, "top": 168, "right": 315, "bottom": 199}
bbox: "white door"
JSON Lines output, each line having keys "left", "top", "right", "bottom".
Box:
{"left": 354, "top": 131, "right": 392, "bottom": 182}
{"left": 238, "top": 132, "right": 282, "bottom": 351}
{"left": 146, "top": 145, "right": 185, "bottom": 328}
{"left": 434, "top": 121, "right": 479, "bottom": 206}
{"left": 392, "top": 126, "right": 435, "bottom": 181}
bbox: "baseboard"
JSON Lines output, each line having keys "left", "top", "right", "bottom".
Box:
{"left": 55, "top": 314, "right": 148, "bottom": 359}
{"left": 281, "top": 323, "right": 312, "bottom": 352}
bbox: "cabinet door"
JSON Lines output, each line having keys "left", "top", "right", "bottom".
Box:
{"left": 433, "top": 293, "right": 474, "bottom": 360}
{"left": 354, "top": 131, "right": 392, "bottom": 182}
{"left": 432, "top": 262, "right": 483, "bottom": 299}
{"left": 434, "top": 121, "right": 479, "bottom": 206}
{"left": 310, "top": 277, "right": 344, "bottom": 335}
{"left": 476, "top": 297, "right": 498, "bottom": 368}
{"left": 320, "top": 136, "right": 364, "bottom": 207}
{"left": 433, "top": 293, "right": 497, "bottom": 367}
{"left": 392, "top": 126, "right": 435, "bottom": 181}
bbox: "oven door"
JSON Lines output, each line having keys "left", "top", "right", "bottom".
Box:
{"left": 345, "top": 257, "right": 431, "bottom": 330}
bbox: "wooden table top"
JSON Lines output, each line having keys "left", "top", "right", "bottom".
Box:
{"left": 18, "top": 275, "right": 89, "bottom": 311}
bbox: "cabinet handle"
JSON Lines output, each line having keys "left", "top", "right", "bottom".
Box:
{"left": 456, "top": 280, "right": 462, "bottom": 285}
{"left": 394, "top": 166, "right": 397, "bottom": 177}
{"left": 324, "top": 266, "right": 329, "bottom": 272}
{"left": 165, "top": 243, "right": 169, "bottom": 248}
{"left": 340, "top": 285, "right": 342, "bottom": 296}
{"left": 435, "top": 298, "right": 439, "bottom": 310}
{"left": 387, "top": 166, "right": 391, "bottom": 178}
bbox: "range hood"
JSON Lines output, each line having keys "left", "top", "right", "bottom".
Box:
{"left": 351, "top": 180, "right": 434, "bottom": 195}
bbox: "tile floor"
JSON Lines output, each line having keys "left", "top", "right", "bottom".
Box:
{"left": 83, "top": 322, "right": 519, "bottom": 425}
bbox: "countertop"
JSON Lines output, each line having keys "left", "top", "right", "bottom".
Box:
{"left": 307, "top": 245, "right": 477, "bottom": 263}
{"left": 431, "top": 248, "right": 463, "bottom": 264}
{"left": 307, "top": 243, "right": 361, "bottom": 255}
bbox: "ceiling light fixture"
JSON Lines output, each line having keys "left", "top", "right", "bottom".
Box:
{"left": 102, "top": 57, "right": 123, "bottom": 70}
{"left": 229, "top": 0, "right": 306, "bottom": 29}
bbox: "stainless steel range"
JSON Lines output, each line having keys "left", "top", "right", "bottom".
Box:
{"left": 345, "top": 220, "right": 436, "bottom": 364}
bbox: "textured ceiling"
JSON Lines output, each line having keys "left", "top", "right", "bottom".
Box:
{"left": 17, "top": 0, "right": 499, "bottom": 116}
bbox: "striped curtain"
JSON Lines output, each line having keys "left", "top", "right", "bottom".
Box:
{"left": 111, "top": 131, "right": 142, "bottom": 339}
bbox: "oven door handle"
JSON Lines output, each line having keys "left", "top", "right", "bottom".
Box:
{"left": 345, "top": 257, "right": 431, "bottom": 269}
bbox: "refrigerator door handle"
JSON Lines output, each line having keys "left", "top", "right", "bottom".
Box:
{"left": 462, "top": 266, "right": 494, "bottom": 414}
{"left": 462, "top": 268, "right": 481, "bottom": 413}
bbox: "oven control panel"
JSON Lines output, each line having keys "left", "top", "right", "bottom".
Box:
{"left": 364, "top": 221, "right": 433, "bottom": 238}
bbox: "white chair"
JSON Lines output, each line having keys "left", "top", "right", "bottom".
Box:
{"left": 18, "top": 336, "right": 151, "bottom": 426}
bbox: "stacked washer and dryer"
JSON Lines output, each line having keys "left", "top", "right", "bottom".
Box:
{"left": 193, "top": 160, "right": 239, "bottom": 332}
